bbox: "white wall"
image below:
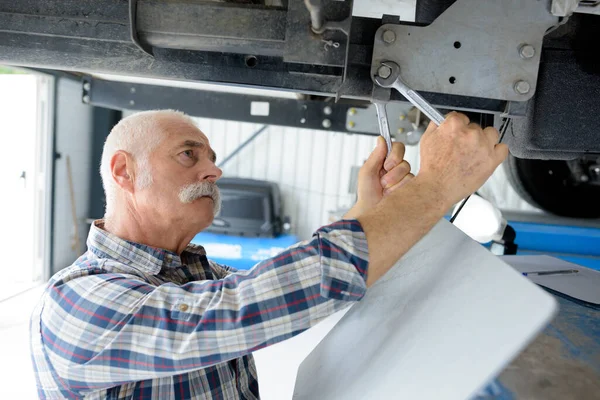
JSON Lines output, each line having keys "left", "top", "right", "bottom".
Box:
{"left": 52, "top": 78, "right": 93, "bottom": 274}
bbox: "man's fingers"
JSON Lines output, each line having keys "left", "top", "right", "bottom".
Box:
{"left": 384, "top": 173, "right": 415, "bottom": 196}
{"left": 380, "top": 160, "right": 411, "bottom": 188}
{"left": 494, "top": 143, "right": 509, "bottom": 164}
{"left": 446, "top": 111, "right": 470, "bottom": 126}
{"left": 484, "top": 126, "right": 500, "bottom": 145}
{"left": 468, "top": 122, "right": 483, "bottom": 132}
{"left": 383, "top": 142, "right": 406, "bottom": 171}
{"left": 363, "top": 136, "right": 387, "bottom": 173}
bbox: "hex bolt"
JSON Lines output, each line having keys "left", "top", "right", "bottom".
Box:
{"left": 519, "top": 44, "right": 535, "bottom": 59}
{"left": 514, "top": 80, "right": 531, "bottom": 95}
{"left": 399, "top": 114, "right": 406, "bottom": 120}
{"left": 382, "top": 30, "right": 396, "bottom": 44}
{"left": 82, "top": 95, "right": 90, "bottom": 103}
{"left": 322, "top": 119, "right": 332, "bottom": 129}
{"left": 300, "top": 118, "right": 306, "bottom": 124}
{"left": 83, "top": 82, "right": 91, "bottom": 91}
{"left": 129, "top": 100, "right": 135, "bottom": 106}
{"left": 349, "top": 108, "right": 357, "bottom": 116}
{"left": 323, "top": 106, "right": 332, "bottom": 115}
{"left": 130, "top": 87, "right": 136, "bottom": 94}
{"left": 377, "top": 65, "right": 392, "bottom": 79}
{"left": 348, "top": 121, "right": 356, "bottom": 128}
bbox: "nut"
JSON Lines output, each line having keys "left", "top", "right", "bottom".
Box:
{"left": 377, "top": 65, "right": 392, "bottom": 79}
{"left": 519, "top": 44, "right": 535, "bottom": 59}
{"left": 514, "top": 80, "right": 531, "bottom": 95}
{"left": 382, "top": 30, "right": 396, "bottom": 44}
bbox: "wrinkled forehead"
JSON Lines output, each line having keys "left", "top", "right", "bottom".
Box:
{"left": 154, "top": 116, "right": 205, "bottom": 145}
{"left": 156, "top": 116, "right": 216, "bottom": 160}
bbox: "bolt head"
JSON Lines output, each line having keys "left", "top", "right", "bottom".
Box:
{"left": 382, "top": 30, "right": 396, "bottom": 44}
{"left": 397, "top": 128, "right": 405, "bottom": 134}
{"left": 129, "top": 100, "right": 135, "bottom": 106}
{"left": 519, "top": 44, "right": 535, "bottom": 59}
{"left": 130, "top": 87, "right": 136, "bottom": 94}
{"left": 322, "top": 119, "right": 332, "bottom": 129}
{"left": 82, "top": 95, "right": 90, "bottom": 103}
{"left": 377, "top": 65, "right": 392, "bottom": 79}
{"left": 399, "top": 114, "right": 406, "bottom": 120}
{"left": 300, "top": 118, "right": 306, "bottom": 124}
{"left": 83, "top": 82, "right": 91, "bottom": 91}
{"left": 323, "top": 106, "right": 332, "bottom": 115}
{"left": 514, "top": 80, "right": 531, "bottom": 95}
{"left": 348, "top": 121, "right": 356, "bottom": 128}
{"left": 349, "top": 108, "right": 357, "bottom": 116}
{"left": 580, "top": 175, "right": 589, "bottom": 182}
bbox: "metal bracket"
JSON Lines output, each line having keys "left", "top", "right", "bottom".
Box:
{"left": 346, "top": 102, "right": 424, "bottom": 144}
{"left": 371, "top": 0, "right": 559, "bottom": 102}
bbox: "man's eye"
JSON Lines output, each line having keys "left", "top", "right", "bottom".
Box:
{"left": 182, "top": 150, "right": 194, "bottom": 158}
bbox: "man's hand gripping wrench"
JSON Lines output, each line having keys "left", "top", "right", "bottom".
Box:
{"left": 372, "top": 61, "right": 446, "bottom": 155}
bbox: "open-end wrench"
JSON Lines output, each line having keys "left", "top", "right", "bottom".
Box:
{"left": 374, "top": 61, "right": 446, "bottom": 126}
{"left": 374, "top": 101, "right": 393, "bottom": 157}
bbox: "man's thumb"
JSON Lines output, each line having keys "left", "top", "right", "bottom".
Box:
{"left": 363, "top": 136, "right": 387, "bottom": 171}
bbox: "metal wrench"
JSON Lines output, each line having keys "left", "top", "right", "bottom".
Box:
{"left": 374, "top": 61, "right": 446, "bottom": 126}
{"left": 374, "top": 101, "right": 393, "bottom": 157}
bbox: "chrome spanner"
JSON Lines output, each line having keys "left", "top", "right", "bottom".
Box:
{"left": 374, "top": 61, "right": 446, "bottom": 127}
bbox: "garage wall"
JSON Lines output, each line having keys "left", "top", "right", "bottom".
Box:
{"left": 52, "top": 78, "right": 93, "bottom": 274}
{"left": 193, "top": 118, "right": 394, "bottom": 240}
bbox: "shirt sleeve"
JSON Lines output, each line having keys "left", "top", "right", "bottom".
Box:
{"left": 40, "top": 219, "right": 369, "bottom": 390}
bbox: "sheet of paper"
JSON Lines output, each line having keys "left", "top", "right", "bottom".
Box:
{"left": 292, "top": 220, "right": 558, "bottom": 400}
{"left": 501, "top": 255, "right": 600, "bottom": 305}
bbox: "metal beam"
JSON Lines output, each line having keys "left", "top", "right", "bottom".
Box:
{"left": 83, "top": 76, "right": 377, "bottom": 135}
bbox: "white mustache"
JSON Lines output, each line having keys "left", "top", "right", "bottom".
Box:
{"left": 178, "top": 181, "right": 221, "bottom": 216}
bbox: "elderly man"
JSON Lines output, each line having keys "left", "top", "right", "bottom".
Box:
{"left": 30, "top": 109, "right": 507, "bottom": 398}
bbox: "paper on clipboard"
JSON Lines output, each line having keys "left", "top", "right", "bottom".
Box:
{"left": 292, "top": 220, "right": 558, "bottom": 400}
{"left": 501, "top": 255, "right": 600, "bottom": 305}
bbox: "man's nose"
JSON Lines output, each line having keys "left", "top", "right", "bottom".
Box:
{"left": 201, "top": 164, "right": 222, "bottom": 183}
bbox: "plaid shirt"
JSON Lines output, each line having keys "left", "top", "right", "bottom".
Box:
{"left": 30, "top": 219, "right": 369, "bottom": 399}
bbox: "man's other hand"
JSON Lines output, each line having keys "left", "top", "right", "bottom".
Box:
{"left": 417, "top": 112, "right": 509, "bottom": 207}
{"left": 344, "top": 136, "right": 412, "bottom": 219}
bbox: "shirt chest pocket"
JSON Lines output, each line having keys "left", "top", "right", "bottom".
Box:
{"left": 170, "top": 298, "right": 194, "bottom": 321}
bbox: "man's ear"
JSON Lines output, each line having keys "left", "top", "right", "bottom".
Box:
{"left": 110, "top": 150, "right": 135, "bottom": 194}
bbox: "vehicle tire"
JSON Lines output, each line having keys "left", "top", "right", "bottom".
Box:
{"left": 504, "top": 155, "right": 600, "bottom": 218}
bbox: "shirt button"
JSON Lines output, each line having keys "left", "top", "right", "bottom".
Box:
{"left": 178, "top": 303, "right": 189, "bottom": 312}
